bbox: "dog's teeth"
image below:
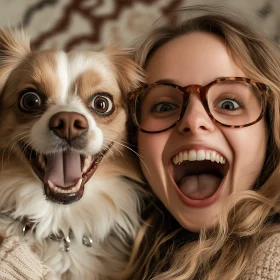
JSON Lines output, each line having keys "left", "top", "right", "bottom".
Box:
{"left": 39, "top": 154, "right": 46, "bottom": 169}
{"left": 48, "top": 180, "right": 55, "bottom": 189}
{"left": 82, "top": 156, "right": 92, "bottom": 173}
{"left": 55, "top": 186, "right": 62, "bottom": 193}
{"left": 74, "top": 178, "right": 83, "bottom": 190}
{"left": 48, "top": 178, "right": 83, "bottom": 194}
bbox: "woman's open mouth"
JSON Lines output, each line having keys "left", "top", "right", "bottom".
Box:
{"left": 170, "top": 149, "right": 228, "bottom": 207}
{"left": 19, "top": 142, "right": 112, "bottom": 205}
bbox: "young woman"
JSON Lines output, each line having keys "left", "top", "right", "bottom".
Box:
{"left": 124, "top": 6, "right": 280, "bottom": 280}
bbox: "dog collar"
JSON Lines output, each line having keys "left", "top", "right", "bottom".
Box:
{"left": 1, "top": 212, "right": 93, "bottom": 252}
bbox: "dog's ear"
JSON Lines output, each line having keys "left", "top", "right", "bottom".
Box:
{"left": 105, "top": 46, "right": 145, "bottom": 94}
{"left": 0, "top": 29, "right": 31, "bottom": 94}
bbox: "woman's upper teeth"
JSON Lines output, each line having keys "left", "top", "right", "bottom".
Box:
{"left": 172, "top": 149, "right": 226, "bottom": 165}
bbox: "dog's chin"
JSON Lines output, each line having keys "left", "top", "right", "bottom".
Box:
{"left": 44, "top": 183, "right": 85, "bottom": 205}
{"left": 18, "top": 142, "right": 105, "bottom": 205}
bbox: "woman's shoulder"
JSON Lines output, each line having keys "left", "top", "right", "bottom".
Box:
{"left": 241, "top": 232, "right": 280, "bottom": 280}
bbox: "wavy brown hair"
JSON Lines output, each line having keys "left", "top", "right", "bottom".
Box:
{"left": 123, "top": 5, "right": 280, "bottom": 280}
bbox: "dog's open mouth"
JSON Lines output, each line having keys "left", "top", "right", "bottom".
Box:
{"left": 19, "top": 142, "right": 110, "bottom": 204}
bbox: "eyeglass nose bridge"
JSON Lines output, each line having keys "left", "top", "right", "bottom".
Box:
{"left": 179, "top": 84, "right": 209, "bottom": 121}
{"left": 182, "top": 84, "right": 202, "bottom": 94}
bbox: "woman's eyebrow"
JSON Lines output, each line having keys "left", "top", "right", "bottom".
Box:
{"left": 155, "top": 78, "right": 180, "bottom": 84}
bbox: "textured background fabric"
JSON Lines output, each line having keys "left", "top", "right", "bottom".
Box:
{"left": 0, "top": 0, "right": 279, "bottom": 51}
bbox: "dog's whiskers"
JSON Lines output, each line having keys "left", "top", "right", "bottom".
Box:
{"left": 103, "top": 138, "right": 150, "bottom": 175}
{"left": 101, "top": 144, "right": 116, "bottom": 163}
{"left": 20, "top": 140, "right": 32, "bottom": 163}
{"left": 20, "top": 138, "right": 37, "bottom": 164}
{"left": 1, "top": 132, "right": 29, "bottom": 172}
{"left": 97, "top": 143, "right": 112, "bottom": 162}
{"left": 105, "top": 141, "right": 123, "bottom": 159}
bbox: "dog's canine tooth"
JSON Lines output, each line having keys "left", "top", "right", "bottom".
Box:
{"left": 48, "top": 180, "right": 55, "bottom": 190}
{"left": 82, "top": 156, "right": 92, "bottom": 173}
{"left": 39, "top": 154, "right": 46, "bottom": 170}
{"left": 74, "top": 178, "right": 83, "bottom": 191}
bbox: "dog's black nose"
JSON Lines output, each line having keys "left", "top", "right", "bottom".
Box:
{"left": 49, "top": 112, "right": 88, "bottom": 140}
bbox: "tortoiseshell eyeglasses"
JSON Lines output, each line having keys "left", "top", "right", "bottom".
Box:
{"left": 128, "top": 77, "right": 271, "bottom": 133}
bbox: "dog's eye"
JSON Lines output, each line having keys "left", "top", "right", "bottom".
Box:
{"left": 19, "top": 92, "right": 42, "bottom": 112}
{"left": 91, "top": 94, "right": 114, "bottom": 116}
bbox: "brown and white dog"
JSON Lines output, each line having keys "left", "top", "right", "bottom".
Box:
{"left": 0, "top": 29, "right": 144, "bottom": 279}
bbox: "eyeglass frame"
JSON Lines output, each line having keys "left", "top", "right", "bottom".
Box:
{"left": 127, "top": 76, "right": 271, "bottom": 134}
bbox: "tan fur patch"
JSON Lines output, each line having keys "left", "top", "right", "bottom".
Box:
{"left": 104, "top": 46, "right": 145, "bottom": 94}
{"left": 74, "top": 70, "right": 102, "bottom": 100}
{"left": 75, "top": 70, "right": 124, "bottom": 125}
{"left": 0, "top": 29, "right": 31, "bottom": 94}
{"left": 1, "top": 52, "right": 59, "bottom": 124}
{"left": 10, "top": 52, "right": 58, "bottom": 99}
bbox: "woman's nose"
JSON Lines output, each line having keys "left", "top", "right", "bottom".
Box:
{"left": 177, "top": 94, "right": 215, "bottom": 134}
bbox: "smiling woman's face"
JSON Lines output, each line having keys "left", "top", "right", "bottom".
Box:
{"left": 138, "top": 32, "right": 268, "bottom": 232}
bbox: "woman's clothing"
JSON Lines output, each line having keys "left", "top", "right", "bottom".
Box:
{"left": 0, "top": 233, "right": 279, "bottom": 280}
{"left": 0, "top": 236, "right": 58, "bottom": 280}
{"left": 241, "top": 233, "right": 280, "bottom": 280}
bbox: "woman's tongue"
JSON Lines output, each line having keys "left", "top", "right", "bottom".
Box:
{"left": 178, "top": 174, "right": 221, "bottom": 200}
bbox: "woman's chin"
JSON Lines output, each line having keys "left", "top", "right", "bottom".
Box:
{"left": 172, "top": 205, "right": 220, "bottom": 232}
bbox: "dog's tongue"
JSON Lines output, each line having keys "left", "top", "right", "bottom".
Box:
{"left": 178, "top": 174, "right": 221, "bottom": 200}
{"left": 44, "top": 151, "right": 82, "bottom": 187}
